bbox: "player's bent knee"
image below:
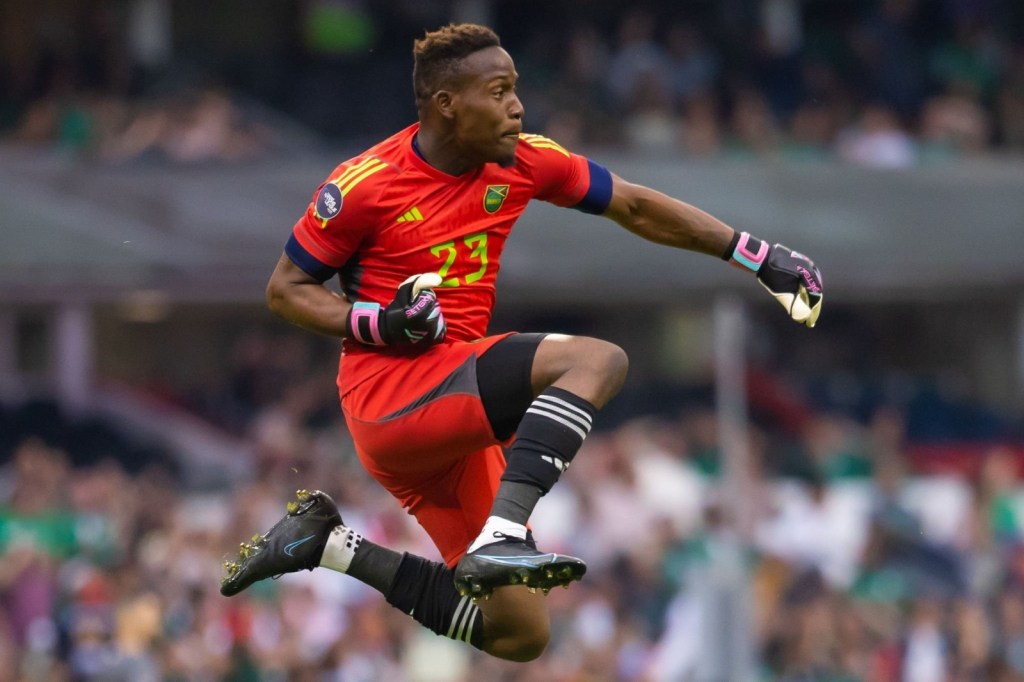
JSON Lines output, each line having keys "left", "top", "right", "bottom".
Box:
{"left": 532, "top": 335, "right": 629, "bottom": 406}
{"left": 600, "top": 342, "right": 629, "bottom": 386}
{"left": 583, "top": 339, "right": 629, "bottom": 396}
{"left": 489, "top": 626, "right": 550, "bottom": 662}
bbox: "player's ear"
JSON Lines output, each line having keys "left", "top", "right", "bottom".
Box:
{"left": 434, "top": 90, "right": 456, "bottom": 120}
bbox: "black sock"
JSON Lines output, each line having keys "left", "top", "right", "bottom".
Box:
{"left": 341, "top": 539, "right": 484, "bottom": 649}
{"left": 384, "top": 553, "right": 484, "bottom": 649}
{"left": 489, "top": 481, "right": 542, "bottom": 526}
{"left": 346, "top": 538, "right": 403, "bottom": 595}
{"left": 494, "top": 387, "right": 596, "bottom": 524}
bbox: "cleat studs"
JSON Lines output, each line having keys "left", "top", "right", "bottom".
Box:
{"left": 546, "top": 570, "right": 554, "bottom": 579}
{"left": 296, "top": 489, "right": 310, "bottom": 500}
{"left": 286, "top": 501, "right": 299, "bottom": 514}
{"left": 563, "top": 584, "right": 570, "bottom": 589}
{"left": 471, "top": 596, "right": 479, "bottom": 604}
{"left": 528, "top": 587, "right": 537, "bottom": 594}
{"left": 484, "top": 594, "right": 491, "bottom": 601}
{"left": 251, "top": 534, "right": 262, "bottom": 544}
{"left": 542, "top": 588, "right": 550, "bottom": 595}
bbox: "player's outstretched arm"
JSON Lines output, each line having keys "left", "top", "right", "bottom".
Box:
{"left": 602, "top": 174, "right": 823, "bottom": 327}
{"left": 266, "top": 254, "right": 447, "bottom": 344}
{"left": 602, "top": 173, "right": 736, "bottom": 257}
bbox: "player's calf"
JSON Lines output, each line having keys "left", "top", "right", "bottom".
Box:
{"left": 477, "top": 586, "right": 551, "bottom": 661}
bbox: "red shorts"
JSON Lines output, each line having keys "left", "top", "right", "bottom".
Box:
{"left": 340, "top": 333, "right": 515, "bottom": 567}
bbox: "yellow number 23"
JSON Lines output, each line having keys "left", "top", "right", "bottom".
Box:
{"left": 429, "top": 233, "right": 489, "bottom": 287}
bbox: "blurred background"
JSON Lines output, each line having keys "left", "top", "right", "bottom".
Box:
{"left": 1, "top": 0, "right": 1024, "bottom": 680}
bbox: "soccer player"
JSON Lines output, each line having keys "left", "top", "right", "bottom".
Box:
{"left": 220, "top": 23, "right": 823, "bottom": 662}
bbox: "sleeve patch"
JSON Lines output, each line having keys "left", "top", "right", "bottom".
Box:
{"left": 573, "top": 160, "right": 613, "bottom": 215}
{"left": 314, "top": 184, "right": 344, "bottom": 223}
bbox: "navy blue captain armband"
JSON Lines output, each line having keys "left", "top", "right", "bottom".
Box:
{"left": 571, "top": 160, "right": 613, "bottom": 215}
{"left": 285, "top": 234, "right": 340, "bottom": 283}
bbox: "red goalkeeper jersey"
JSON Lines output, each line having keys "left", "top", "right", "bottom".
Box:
{"left": 286, "top": 123, "right": 612, "bottom": 390}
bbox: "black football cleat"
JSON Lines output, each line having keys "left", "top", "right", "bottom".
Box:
{"left": 220, "top": 489, "right": 342, "bottom": 597}
{"left": 453, "top": 535, "right": 586, "bottom": 599}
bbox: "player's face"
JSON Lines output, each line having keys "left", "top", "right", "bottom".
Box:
{"left": 451, "top": 47, "right": 524, "bottom": 167}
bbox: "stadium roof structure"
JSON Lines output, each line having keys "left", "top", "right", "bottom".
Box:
{"left": 2, "top": 144, "right": 1022, "bottom": 307}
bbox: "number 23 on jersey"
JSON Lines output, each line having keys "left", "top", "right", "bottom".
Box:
{"left": 430, "top": 233, "right": 489, "bottom": 287}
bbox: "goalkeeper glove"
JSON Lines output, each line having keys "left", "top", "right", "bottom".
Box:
{"left": 724, "top": 231, "right": 823, "bottom": 328}
{"left": 346, "top": 273, "right": 447, "bottom": 347}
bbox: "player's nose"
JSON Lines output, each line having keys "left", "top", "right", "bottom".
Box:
{"left": 508, "top": 94, "right": 524, "bottom": 120}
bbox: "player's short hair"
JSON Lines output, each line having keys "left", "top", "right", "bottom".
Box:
{"left": 413, "top": 24, "right": 501, "bottom": 103}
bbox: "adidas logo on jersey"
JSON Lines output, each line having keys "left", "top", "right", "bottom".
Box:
{"left": 396, "top": 207, "right": 424, "bottom": 223}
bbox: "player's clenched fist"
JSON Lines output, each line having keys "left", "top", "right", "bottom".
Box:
{"left": 724, "top": 231, "right": 823, "bottom": 328}
{"left": 346, "top": 273, "right": 447, "bottom": 347}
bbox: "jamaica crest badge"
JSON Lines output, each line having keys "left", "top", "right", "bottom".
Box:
{"left": 483, "top": 185, "right": 509, "bottom": 214}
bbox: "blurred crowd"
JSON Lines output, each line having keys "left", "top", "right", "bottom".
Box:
{"left": 3, "top": 344, "right": 1024, "bottom": 681}
{"left": 518, "top": 0, "right": 1024, "bottom": 165}
{"left": 9, "top": 85, "right": 276, "bottom": 165}
{"left": 2, "top": 0, "right": 1024, "bottom": 166}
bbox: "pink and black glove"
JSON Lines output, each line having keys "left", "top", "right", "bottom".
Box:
{"left": 346, "top": 273, "right": 447, "bottom": 347}
{"left": 724, "top": 231, "right": 823, "bottom": 328}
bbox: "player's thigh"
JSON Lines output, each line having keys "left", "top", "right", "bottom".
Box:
{"left": 528, "top": 333, "right": 629, "bottom": 407}
{"left": 476, "top": 331, "right": 629, "bottom": 435}
{"left": 476, "top": 332, "right": 548, "bottom": 441}
{"left": 344, "top": 361, "right": 498, "bottom": 477}
{"left": 400, "top": 444, "right": 508, "bottom": 567}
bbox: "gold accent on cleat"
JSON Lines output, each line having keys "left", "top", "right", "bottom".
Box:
{"left": 251, "top": 534, "right": 262, "bottom": 544}
{"left": 286, "top": 501, "right": 299, "bottom": 514}
{"left": 296, "top": 489, "right": 310, "bottom": 500}
{"left": 238, "top": 543, "right": 252, "bottom": 559}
